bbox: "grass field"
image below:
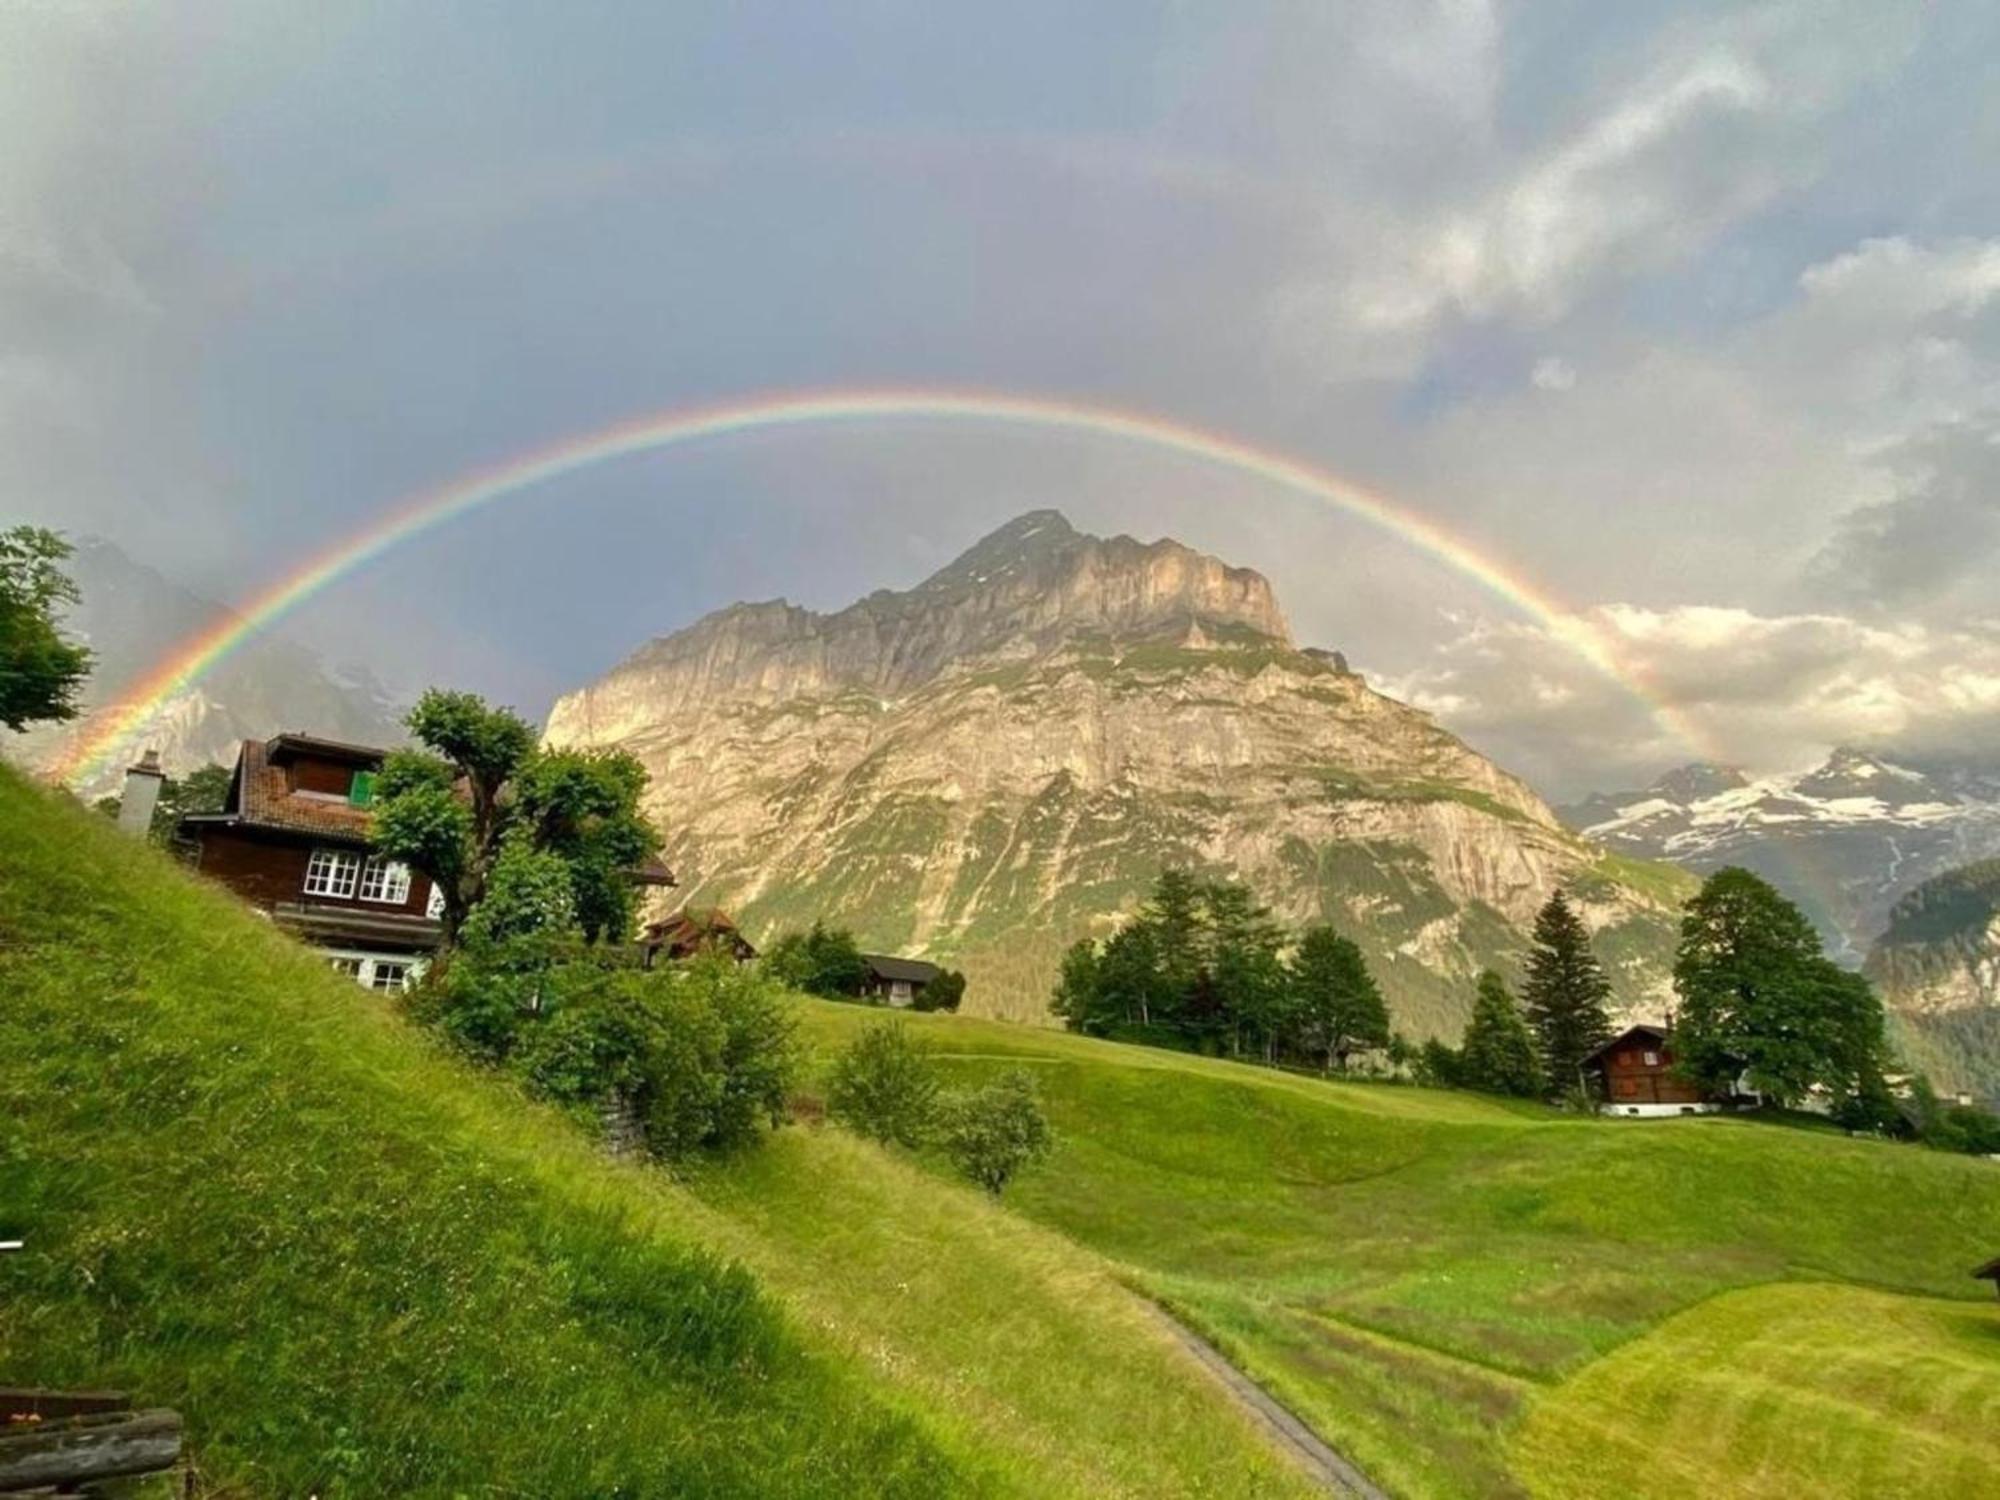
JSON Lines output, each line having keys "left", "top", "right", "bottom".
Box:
{"left": 0, "top": 766, "right": 1314, "bottom": 1498}
{"left": 794, "top": 1002, "right": 2000, "bottom": 1499}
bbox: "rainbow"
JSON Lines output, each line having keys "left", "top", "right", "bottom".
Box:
{"left": 58, "top": 386, "right": 1702, "bottom": 784}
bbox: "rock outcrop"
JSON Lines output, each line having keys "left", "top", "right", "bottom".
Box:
{"left": 548, "top": 511, "right": 1686, "bottom": 1028}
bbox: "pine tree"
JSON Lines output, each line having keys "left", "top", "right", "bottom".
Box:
{"left": 1522, "top": 890, "right": 1612, "bottom": 1095}
{"left": 1458, "top": 971, "right": 1544, "bottom": 1098}
{"left": 1287, "top": 925, "right": 1389, "bottom": 1072}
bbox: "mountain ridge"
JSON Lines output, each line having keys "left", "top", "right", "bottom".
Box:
{"left": 548, "top": 510, "right": 1686, "bottom": 1029}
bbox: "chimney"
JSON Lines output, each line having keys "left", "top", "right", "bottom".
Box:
{"left": 117, "top": 749, "right": 167, "bottom": 838}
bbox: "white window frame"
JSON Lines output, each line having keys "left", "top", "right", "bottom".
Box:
{"left": 303, "top": 847, "right": 362, "bottom": 898}
{"left": 425, "top": 882, "right": 446, "bottom": 920}
{"left": 1643, "top": 1050, "right": 1660, "bottom": 1067}
{"left": 369, "top": 960, "right": 412, "bottom": 993}
{"left": 358, "top": 855, "right": 412, "bottom": 905}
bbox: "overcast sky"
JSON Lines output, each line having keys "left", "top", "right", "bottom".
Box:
{"left": 7, "top": 1, "right": 1999, "bottom": 798}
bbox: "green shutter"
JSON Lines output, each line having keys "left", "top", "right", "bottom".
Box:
{"left": 349, "top": 770, "right": 377, "bottom": 807}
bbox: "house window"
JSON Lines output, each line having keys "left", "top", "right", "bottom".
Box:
{"left": 425, "top": 882, "right": 447, "bottom": 920}
{"left": 328, "top": 956, "right": 364, "bottom": 979}
{"left": 358, "top": 855, "right": 412, "bottom": 905}
{"left": 348, "top": 770, "right": 378, "bottom": 807}
{"left": 303, "top": 847, "right": 362, "bottom": 898}
{"left": 369, "top": 961, "right": 411, "bottom": 993}
{"left": 1643, "top": 1050, "right": 1660, "bottom": 1067}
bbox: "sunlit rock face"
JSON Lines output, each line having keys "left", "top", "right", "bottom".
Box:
{"left": 549, "top": 511, "right": 1681, "bottom": 1029}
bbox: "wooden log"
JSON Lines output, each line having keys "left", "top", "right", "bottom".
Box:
{"left": 0, "top": 1390, "right": 130, "bottom": 1422}
{"left": 0, "top": 1408, "right": 182, "bottom": 1492}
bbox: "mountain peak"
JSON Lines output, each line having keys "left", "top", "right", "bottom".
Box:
{"left": 916, "top": 509, "right": 1081, "bottom": 595}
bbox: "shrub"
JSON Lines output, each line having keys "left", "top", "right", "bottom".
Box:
{"left": 941, "top": 1070, "right": 1053, "bottom": 1196}
{"left": 826, "top": 1021, "right": 941, "bottom": 1148}
{"left": 914, "top": 968, "right": 966, "bottom": 1013}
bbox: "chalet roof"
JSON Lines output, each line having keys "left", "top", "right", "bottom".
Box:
{"left": 628, "top": 855, "right": 678, "bottom": 888}
{"left": 265, "top": 732, "right": 390, "bottom": 767}
{"left": 183, "top": 737, "right": 380, "bottom": 844}
{"left": 862, "top": 953, "right": 941, "bottom": 985}
{"left": 644, "top": 907, "right": 752, "bottom": 956}
{"left": 1581, "top": 1024, "right": 1671, "bottom": 1065}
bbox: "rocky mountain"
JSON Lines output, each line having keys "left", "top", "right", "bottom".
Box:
{"left": 547, "top": 510, "right": 1689, "bottom": 1030}
{"left": 5, "top": 537, "right": 407, "bottom": 797}
{"left": 1866, "top": 861, "right": 2000, "bottom": 1104}
{"left": 1563, "top": 750, "right": 2000, "bottom": 964}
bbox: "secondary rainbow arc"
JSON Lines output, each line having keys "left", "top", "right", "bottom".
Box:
{"left": 58, "top": 386, "right": 1705, "bottom": 785}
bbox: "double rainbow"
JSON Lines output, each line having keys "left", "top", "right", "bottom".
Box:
{"left": 58, "top": 386, "right": 1698, "bottom": 784}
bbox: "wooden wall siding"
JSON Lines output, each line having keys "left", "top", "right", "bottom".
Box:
{"left": 193, "top": 828, "right": 432, "bottom": 916}
{"left": 1603, "top": 1047, "right": 1706, "bottom": 1106}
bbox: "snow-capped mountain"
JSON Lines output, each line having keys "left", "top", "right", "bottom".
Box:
{"left": 1562, "top": 749, "right": 2000, "bottom": 962}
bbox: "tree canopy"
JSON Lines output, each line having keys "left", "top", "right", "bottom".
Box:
{"left": 1458, "top": 970, "right": 1544, "bottom": 1098}
{"left": 0, "top": 526, "right": 92, "bottom": 732}
{"left": 373, "top": 689, "right": 658, "bottom": 945}
{"left": 1050, "top": 869, "right": 1393, "bottom": 1070}
{"left": 1672, "top": 867, "right": 1886, "bottom": 1107}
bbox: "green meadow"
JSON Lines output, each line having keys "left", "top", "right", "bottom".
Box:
{"left": 5, "top": 761, "right": 1998, "bottom": 1498}
{"left": 0, "top": 766, "right": 1313, "bottom": 1498}
{"left": 796, "top": 1002, "right": 2000, "bottom": 1499}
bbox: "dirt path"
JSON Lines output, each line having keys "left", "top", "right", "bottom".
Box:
{"left": 1153, "top": 1306, "right": 1391, "bottom": 1499}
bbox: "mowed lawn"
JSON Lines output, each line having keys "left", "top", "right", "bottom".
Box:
{"left": 0, "top": 767, "right": 1317, "bottom": 1499}
{"left": 795, "top": 1002, "right": 2000, "bottom": 1499}
{"left": 1511, "top": 1283, "right": 2000, "bottom": 1498}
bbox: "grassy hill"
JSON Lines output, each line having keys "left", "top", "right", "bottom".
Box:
{"left": 7, "top": 761, "right": 1998, "bottom": 1498}
{"left": 794, "top": 1004, "right": 2000, "bottom": 1499}
{"left": 0, "top": 765, "right": 1316, "bottom": 1498}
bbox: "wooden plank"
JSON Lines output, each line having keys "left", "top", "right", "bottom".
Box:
{"left": 0, "top": 1390, "right": 130, "bottom": 1421}
{"left": 0, "top": 1409, "right": 182, "bottom": 1491}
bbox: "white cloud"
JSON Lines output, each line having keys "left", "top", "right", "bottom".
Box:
{"left": 1387, "top": 604, "right": 2000, "bottom": 795}
{"left": 1530, "top": 356, "right": 1576, "bottom": 391}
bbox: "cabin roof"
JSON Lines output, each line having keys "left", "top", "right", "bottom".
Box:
{"left": 1581, "top": 1023, "right": 1672, "bottom": 1065}
{"left": 862, "top": 953, "right": 941, "bottom": 984}
{"left": 264, "top": 732, "right": 390, "bottom": 767}
{"left": 183, "top": 737, "right": 381, "bottom": 843}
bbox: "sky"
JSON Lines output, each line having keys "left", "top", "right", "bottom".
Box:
{"left": 6, "top": 0, "right": 1999, "bottom": 800}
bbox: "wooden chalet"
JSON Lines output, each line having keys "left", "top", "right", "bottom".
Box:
{"left": 1582, "top": 1023, "right": 1756, "bottom": 1117}
{"left": 860, "top": 954, "right": 941, "bottom": 1008}
{"left": 179, "top": 734, "right": 443, "bottom": 993}
{"left": 641, "top": 908, "right": 758, "bottom": 966}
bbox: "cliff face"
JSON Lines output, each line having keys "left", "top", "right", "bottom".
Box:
{"left": 548, "top": 511, "right": 1684, "bottom": 1028}
{"left": 1867, "top": 862, "right": 2000, "bottom": 1103}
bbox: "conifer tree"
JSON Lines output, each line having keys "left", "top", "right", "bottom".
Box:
{"left": 1288, "top": 925, "right": 1389, "bottom": 1072}
{"left": 1458, "top": 970, "right": 1544, "bottom": 1098}
{"left": 1522, "top": 890, "right": 1612, "bottom": 1095}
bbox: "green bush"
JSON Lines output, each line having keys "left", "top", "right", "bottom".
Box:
{"left": 826, "top": 1021, "right": 941, "bottom": 1148}
{"left": 941, "top": 1070, "right": 1053, "bottom": 1196}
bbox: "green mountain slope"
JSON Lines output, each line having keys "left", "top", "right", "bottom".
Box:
{"left": 1869, "top": 859, "right": 2000, "bottom": 1103}
{"left": 795, "top": 1002, "right": 2000, "bottom": 1500}
{"left": 547, "top": 511, "right": 1691, "bottom": 1031}
{"left": 0, "top": 766, "right": 1315, "bottom": 1499}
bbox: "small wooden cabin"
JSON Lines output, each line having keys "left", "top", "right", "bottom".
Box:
{"left": 1582, "top": 1023, "right": 1750, "bottom": 1117}
{"left": 641, "top": 908, "right": 757, "bottom": 966}
{"left": 180, "top": 734, "right": 443, "bottom": 992}
{"left": 860, "top": 954, "right": 941, "bottom": 1008}
{"left": 1976, "top": 1257, "right": 2000, "bottom": 1301}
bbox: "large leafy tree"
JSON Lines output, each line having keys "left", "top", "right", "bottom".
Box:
{"left": 1522, "top": 889, "right": 1612, "bottom": 1095}
{"left": 1673, "top": 867, "right": 1886, "bottom": 1107}
{"left": 374, "top": 689, "right": 657, "bottom": 945}
{"left": 1459, "top": 970, "right": 1544, "bottom": 1098}
{"left": 0, "top": 526, "right": 92, "bottom": 731}
{"left": 1288, "top": 924, "right": 1389, "bottom": 1072}
{"left": 764, "top": 920, "right": 870, "bottom": 998}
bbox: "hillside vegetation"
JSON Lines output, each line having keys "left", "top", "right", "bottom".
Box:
{"left": 798, "top": 1003, "right": 2000, "bottom": 1499}
{"left": 0, "top": 765, "right": 1314, "bottom": 1498}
